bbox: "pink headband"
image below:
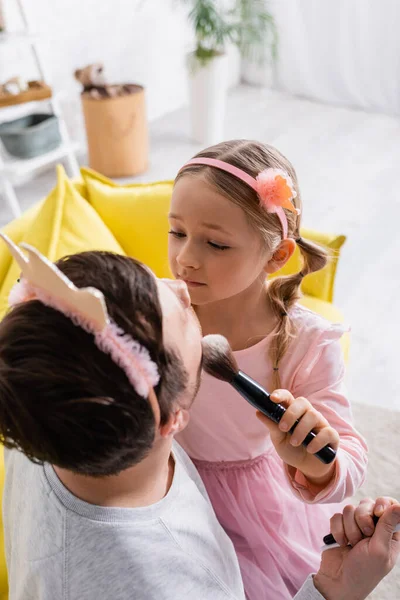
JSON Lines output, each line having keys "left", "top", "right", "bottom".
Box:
{"left": 0, "top": 234, "right": 160, "bottom": 400}
{"left": 180, "top": 157, "right": 300, "bottom": 239}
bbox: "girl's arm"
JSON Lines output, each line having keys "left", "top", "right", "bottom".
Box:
{"left": 284, "top": 334, "right": 368, "bottom": 504}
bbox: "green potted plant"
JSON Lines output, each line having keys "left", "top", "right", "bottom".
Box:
{"left": 236, "top": 0, "right": 278, "bottom": 87}
{"left": 182, "top": 0, "right": 239, "bottom": 145}
{"left": 185, "top": 0, "right": 238, "bottom": 68}
{"left": 181, "top": 1, "right": 277, "bottom": 144}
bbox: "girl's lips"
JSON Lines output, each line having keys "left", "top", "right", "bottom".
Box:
{"left": 182, "top": 279, "right": 206, "bottom": 288}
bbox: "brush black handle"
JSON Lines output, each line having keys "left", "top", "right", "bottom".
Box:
{"left": 232, "top": 371, "right": 336, "bottom": 465}
{"left": 323, "top": 515, "right": 379, "bottom": 546}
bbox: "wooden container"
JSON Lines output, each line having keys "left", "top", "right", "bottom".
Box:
{"left": 81, "top": 84, "right": 148, "bottom": 178}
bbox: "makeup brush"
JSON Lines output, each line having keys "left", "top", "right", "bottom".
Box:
{"left": 201, "top": 334, "right": 336, "bottom": 465}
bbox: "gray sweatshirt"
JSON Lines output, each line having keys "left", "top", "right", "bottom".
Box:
{"left": 3, "top": 442, "right": 323, "bottom": 600}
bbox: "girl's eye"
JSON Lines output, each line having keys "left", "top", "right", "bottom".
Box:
{"left": 168, "top": 230, "right": 185, "bottom": 239}
{"left": 168, "top": 230, "right": 230, "bottom": 251}
{"left": 208, "top": 241, "right": 231, "bottom": 251}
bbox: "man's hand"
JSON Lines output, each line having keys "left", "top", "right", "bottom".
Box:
{"left": 313, "top": 497, "right": 400, "bottom": 600}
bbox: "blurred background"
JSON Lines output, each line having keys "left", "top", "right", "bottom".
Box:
{"left": 0, "top": 1, "right": 399, "bottom": 596}
{"left": 1, "top": 0, "right": 396, "bottom": 403}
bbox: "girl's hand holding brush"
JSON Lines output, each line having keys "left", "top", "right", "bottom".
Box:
{"left": 256, "top": 389, "right": 340, "bottom": 488}
{"left": 201, "top": 334, "right": 338, "bottom": 470}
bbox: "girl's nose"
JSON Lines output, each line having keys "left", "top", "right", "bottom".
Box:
{"left": 177, "top": 242, "right": 201, "bottom": 271}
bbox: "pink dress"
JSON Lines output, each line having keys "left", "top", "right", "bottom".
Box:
{"left": 177, "top": 304, "right": 368, "bottom": 600}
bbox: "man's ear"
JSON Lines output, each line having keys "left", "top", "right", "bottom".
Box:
{"left": 159, "top": 408, "right": 190, "bottom": 438}
{"left": 264, "top": 239, "right": 296, "bottom": 275}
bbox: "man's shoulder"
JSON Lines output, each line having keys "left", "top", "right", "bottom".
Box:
{"left": 3, "top": 448, "right": 244, "bottom": 600}
{"left": 4, "top": 447, "right": 53, "bottom": 502}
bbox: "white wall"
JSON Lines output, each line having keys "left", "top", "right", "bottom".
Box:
{"left": 2, "top": 0, "right": 399, "bottom": 147}
{"left": 0, "top": 0, "right": 241, "bottom": 145}
{"left": 0, "top": 0, "right": 193, "bottom": 142}
{"left": 272, "top": 0, "right": 400, "bottom": 116}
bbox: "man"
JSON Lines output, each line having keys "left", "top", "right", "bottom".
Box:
{"left": 0, "top": 243, "right": 398, "bottom": 599}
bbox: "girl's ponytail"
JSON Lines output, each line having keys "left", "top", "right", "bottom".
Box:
{"left": 267, "top": 237, "right": 328, "bottom": 388}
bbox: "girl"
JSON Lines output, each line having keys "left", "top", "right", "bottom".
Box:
{"left": 169, "top": 140, "right": 368, "bottom": 600}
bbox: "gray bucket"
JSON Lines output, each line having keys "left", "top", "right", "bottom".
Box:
{"left": 0, "top": 113, "right": 62, "bottom": 159}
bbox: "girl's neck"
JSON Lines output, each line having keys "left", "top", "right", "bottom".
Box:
{"left": 195, "top": 277, "right": 278, "bottom": 351}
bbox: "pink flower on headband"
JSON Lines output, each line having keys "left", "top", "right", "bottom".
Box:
{"left": 255, "top": 168, "right": 298, "bottom": 215}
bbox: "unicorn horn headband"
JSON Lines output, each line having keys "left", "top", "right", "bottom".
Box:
{"left": 179, "top": 158, "right": 300, "bottom": 239}
{"left": 0, "top": 233, "right": 160, "bottom": 402}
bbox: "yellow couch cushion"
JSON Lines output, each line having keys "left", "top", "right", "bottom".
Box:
{"left": 0, "top": 165, "right": 125, "bottom": 318}
{"left": 81, "top": 167, "right": 173, "bottom": 278}
{"left": 0, "top": 202, "right": 43, "bottom": 285}
{"left": 300, "top": 295, "right": 350, "bottom": 361}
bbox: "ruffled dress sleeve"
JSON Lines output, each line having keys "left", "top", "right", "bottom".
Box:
{"left": 284, "top": 321, "right": 368, "bottom": 504}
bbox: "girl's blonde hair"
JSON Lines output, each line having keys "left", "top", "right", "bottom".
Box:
{"left": 175, "top": 139, "right": 328, "bottom": 388}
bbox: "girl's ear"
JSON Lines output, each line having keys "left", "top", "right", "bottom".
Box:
{"left": 264, "top": 239, "right": 296, "bottom": 274}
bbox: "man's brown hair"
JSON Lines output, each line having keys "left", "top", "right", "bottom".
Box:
{"left": 0, "top": 251, "right": 187, "bottom": 476}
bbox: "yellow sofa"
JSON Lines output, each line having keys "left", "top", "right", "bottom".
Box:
{"left": 0, "top": 166, "right": 348, "bottom": 598}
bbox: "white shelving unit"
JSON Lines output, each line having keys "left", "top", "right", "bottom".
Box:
{"left": 0, "top": 0, "right": 80, "bottom": 218}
